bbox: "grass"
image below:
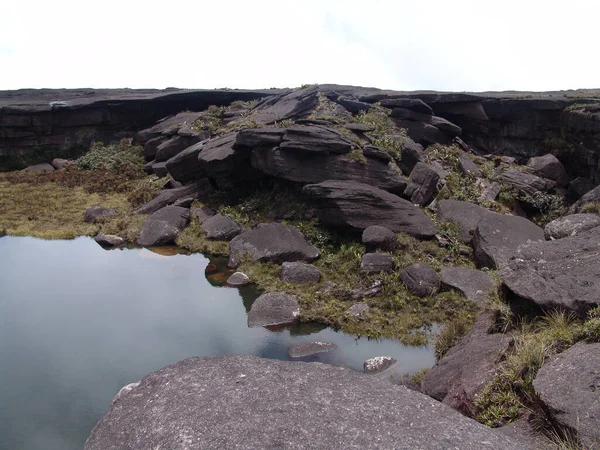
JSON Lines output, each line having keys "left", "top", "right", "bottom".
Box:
{"left": 354, "top": 109, "right": 407, "bottom": 159}
{"left": 434, "top": 313, "right": 476, "bottom": 360}
{"left": 579, "top": 202, "right": 600, "bottom": 214}
{"left": 175, "top": 218, "right": 230, "bottom": 255}
{"left": 347, "top": 148, "right": 367, "bottom": 164}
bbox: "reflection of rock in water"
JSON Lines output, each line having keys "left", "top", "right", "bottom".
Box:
{"left": 147, "top": 246, "right": 191, "bottom": 257}
{"left": 204, "top": 257, "right": 234, "bottom": 286}
{"left": 238, "top": 285, "right": 261, "bottom": 312}
{"left": 205, "top": 262, "right": 218, "bottom": 274}
{"left": 289, "top": 322, "right": 328, "bottom": 336}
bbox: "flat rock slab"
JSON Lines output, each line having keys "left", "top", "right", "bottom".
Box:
{"left": 302, "top": 180, "right": 437, "bottom": 237}
{"left": 228, "top": 223, "right": 319, "bottom": 268}
{"left": 500, "top": 168, "right": 555, "bottom": 196}
{"left": 533, "top": 342, "right": 600, "bottom": 448}
{"left": 85, "top": 355, "right": 524, "bottom": 450}
{"left": 502, "top": 225, "right": 600, "bottom": 315}
{"left": 288, "top": 342, "right": 336, "bottom": 358}
{"left": 247, "top": 292, "right": 299, "bottom": 327}
{"left": 544, "top": 213, "right": 600, "bottom": 240}
{"left": 21, "top": 163, "right": 55, "bottom": 172}
{"left": 135, "top": 184, "right": 199, "bottom": 215}
{"left": 439, "top": 267, "right": 495, "bottom": 304}
{"left": 360, "top": 252, "right": 394, "bottom": 273}
{"left": 437, "top": 200, "right": 490, "bottom": 244}
{"left": 136, "top": 206, "right": 190, "bottom": 247}
{"left": 201, "top": 214, "right": 242, "bottom": 241}
{"left": 281, "top": 262, "right": 321, "bottom": 284}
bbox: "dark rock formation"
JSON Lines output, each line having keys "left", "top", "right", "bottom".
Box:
{"left": 421, "top": 311, "right": 511, "bottom": 416}
{"left": 380, "top": 98, "right": 434, "bottom": 114}
{"left": 137, "top": 111, "right": 203, "bottom": 145}
{"left": 165, "top": 141, "right": 206, "bottom": 183}
{"left": 247, "top": 292, "right": 299, "bottom": 327}
{"left": 362, "top": 225, "right": 397, "bottom": 251}
{"left": 570, "top": 184, "right": 600, "bottom": 213}
{"left": 154, "top": 135, "right": 202, "bottom": 163}
{"left": 253, "top": 86, "right": 318, "bottom": 124}
{"left": 135, "top": 184, "right": 200, "bottom": 215}
{"left": 544, "top": 213, "right": 600, "bottom": 240}
{"left": 84, "top": 206, "right": 116, "bottom": 223}
{"left": 458, "top": 154, "right": 482, "bottom": 178}
{"left": 279, "top": 125, "right": 352, "bottom": 154}
{"left": 200, "top": 214, "right": 242, "bottom": 241}
{"left": 400, "top": 262, "right": 440, "bottom": 297}
{"left": 288, "top": 342, "right": 336, "bottom": 358}
{"left": 404, "top": 162, "right": 440, "bottom": 206}
{"left": 94, "top": 233, "right": 124, "bottom": 248}
{"left": 136, "top": 206, "right": 190, "bottom": 247}
{"left": 473, "top": 211, "right": 544, "bottom": 269}
{"left": 437, "top": 200, "right": 490, "bottom": 244}
{"left": 281, "top": 262, "right": 321, "bottom": 284}
{"left": 500, "top": 168, "right": 555, "bottom": 196}
{"left": 567, "top": 177, "right": 594, "bottom": 201}
{"left": 391, "top": 108, "right": 462, "bottom": 137}
{"left": 151, "top": 161, "right": 168, "bottom": 178}
{"left": 439, "top": 267, "right": 495, "bottom": 304}
{"left": 395, "top": 136, "right": 425, "bottom": 175}
{"left": 190, "top": 206, "right": 216, "bottom": 224}
{"left": 502, "top": 225, "right": 600, "bottom": 315}
{"left": 228, "top": 223, "right": 320, "bottom": 268}
{"left": 302, "top": 180, "right": 437, "bottom": 237}
{"left": 526, "top": 154, "right": 569, "bottom": 186}
{"left": 360, "top": 253, "right": 394, "bottom": 273}
{"left": 533, "top": 342, "right": 600, "bottom": 448}
{"left": 364, "top": 356, "right": 397, "bottom": 374}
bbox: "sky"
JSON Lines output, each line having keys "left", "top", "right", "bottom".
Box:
{"left": 1, "top": 0, "right": 599, "bottom": 92}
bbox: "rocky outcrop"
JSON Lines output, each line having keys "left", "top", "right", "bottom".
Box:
{"left": 164, "top": 141, "right": 206, "bottom": 183}
{"left": 527, "top": 154, "right": 569, "bottom": 186}
{"left": 500, "top": 168, "right": 555, "bottom": 196}
{"left": 502, "top": 225, "right": 600, "bottom": 316}
{"left": 439, "top": 267, "right": 495, "bottom": 305}
{"left": 84, "top": 355, "right": 524, "bottom": 450}
{"left": 83, "top": 206, "right": 116, "bottom": 223}
{"left": 437, "top": 200, "right": 490, "bottom": 244}
{"left": 281, "top": 262, "right": 321, "bottom": 284}
{"left": 136, "top": 206, "right": 190, "bottom": 247}
{"left": 200, "top": 214, "right": 242, "bottom": 241}
{"left": 135, "top": 184, "right": 201, "bottom": 215}
{"left": 252, "top": 86, "right": 319, "bottom": 124}
{"left": 544, "top": 213, "right": 600, "bottom": 240}
{"left": 400, "top": 262, "right": 440, "bottom": 297}
{"left": 533, "top": 342, "right": 600, "bottom": 448}
{"left": 404, "top": 162, "right": 440, "bottom": 206}
{"left": 570, "top": 184, "right": 600, "bottom": 213}
{"left": 228, "top": 223, "right": 319, "bottom": 268}
{"left": 302, "top": 180, "right": 437, "bottom": 237}
{"left": 247, "top": 292, "right": 299, "bottom": 327}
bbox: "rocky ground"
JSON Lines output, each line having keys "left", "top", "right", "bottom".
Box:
{"left": 1, "top": 85, "right": 600, "bottom": 449}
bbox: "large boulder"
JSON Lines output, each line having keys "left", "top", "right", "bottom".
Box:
{"left": 500, "top": 168, "right": 555, "bottom": 196}
{"left": 154, "top": 135, "right": 201, "bottom": 162}
{"left": 135, "top": 184, "right": 201, "bottom": 215}
{"left": 567, "top": 177, "right": 594, "bottom": 201}
{"left": 437, "top": 200, "right": 490, "bottom": 244}
{"left": 396, "top": 136, "right": 425, "bottom": 175}
{"left": 234, "top": 127, "right": 284, "bottom": 149}
{"left": 404, "top": 162, "right": 440, "bottom": 206}
{"left": 201, "top": 214, "right": 242, "bottom": 241}
{"left": 439, "top": 267, "right": 495, "bottom": 305}
{"left": 458, "top": 154, "right": 482, "bottom": 178}
{"left": 84, "top": 206, "right": 116, "bottom": 223}
{"left": 84, "top": 355, "right": 524, "bottom": 450}
{"left": 94, "top": 233, "right": 124, "bottom": 248}
{"left": 544, "top": 213, "right": 600, "bottom": 240}
{"left": 533, "top": 342, "right": 600, "bottom": 448}
{"left": 281, "top": 262, "right": 321, "bottom": 284}
{"left": 421, "top": 312, "right": 511, "bottom": 416}
{"left": 526, "top": 154, "right": 569, "bottom": 186}
{"left": 228, "top": 223, "right": 320, "bottom": 268}
{"left": 362, "top": 225, "right": 398, "bottom": 251}
{"left": 136, "top": 206, "right": 190, "bottom": 247}
{"left": 473, "top": 212, "right": 544, "bottom": 269}
{"left": 51, "top": 158, "right": 71, "bottom": 170}
{"left": 247, "top": 292, "right": 299, "bottom": 327}
{"left": 302, "top": 180, "right": 437, "bottom": 237}
{"left": 502, "top": 225, "right": 600, "bottom": 315}
{"left": 165, "top": 141, "right": 206, "bottom": 183}
{"left": 253, "top": 86, "right": 319, "bottom": 123}
{"left": 400, "top": 262, "right": 440, "bottom": 297}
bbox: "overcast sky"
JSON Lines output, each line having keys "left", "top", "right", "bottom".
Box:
{"left": 1, "top": 0, "right": 598, "bottom": 92}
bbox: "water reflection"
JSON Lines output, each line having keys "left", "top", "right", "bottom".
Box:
{"left": 0, "top": 236, "right": 434, "bottom": 450}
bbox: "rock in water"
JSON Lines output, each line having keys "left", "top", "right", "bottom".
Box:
{"left": 84, "top": 355, "right": 524, "bottom": 450}
{"left": 302, "top": 180, "right": 437, "bottom": 237}
{"left": 94, "top": 233, "right": 124, "bottom": 248}
{"left": 364, "top": 356, "right": 397, "bottom": 374}
{"left": 228, "top": 223, "right": 319, "bottom": 268}
{"left": 136, "top": 206, "right": 190, "bottom": 247}
{"left": 225, "top": 272, "right": 250, "bottom": 286}
{"left": 288, "top": 342, "right": 336, "bottom": 358}
{"left": 247, "top": 292, "right": 299, "bottom": 327}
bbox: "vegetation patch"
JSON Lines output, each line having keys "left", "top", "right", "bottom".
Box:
{"left": 354, "top": 109, "right": 407, "bottom": 159}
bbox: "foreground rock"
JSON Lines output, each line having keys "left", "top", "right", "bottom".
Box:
{"left": 362, "top": 225, "right": 398, "bottom": 251}
{"left": 527, "top": 154, "right": 569, "bottom": 186}
{"left": 136, "top": 206, "right": 190, "bottom": 247}
{"left": 533, "top": 342, "right": 600, "bottom": 448}
{"left": 421, "top": 312, "right": 511, "bottom": 417}
{"left": 439, "top": 267, "right": 495, "bottom": 304}
{"left": 364, "top": 356, "right": 397, "bottom": 374}
{"left": 570, "top": 184, "right": 600, "bottom": 213}
{"left": 247, "top": 292, "right": 299, "bottom": 327}
{"left": 502, "top": 225, "right": 600, "bottom": 315}
{"left": 225, "top": 272, "right": 250, "bottom": 286}
{"left": 303, "top": 180, "right": 437, "bottom": 237}
{"left": 228, "top": 223, "right": 320, "bottom": 268}
{"left": 84, "top": 206, "right": 116, "bottom": 223}
{"left": 85, "top": 355, "right": 524, "bottom": 450}
{"left": 544, "top": 213, "right": 600, "bottom": 240}
{"left": 400, "top": 262, "right": 440, "bottom": 297}
{"left": 473, "top": 211, "right": 544, "bottom": 269}
{"left": 288, "top": 342, "right": 336, "bottom": 358}
{"left": 281, "top": 262, "right": 321, "bottom": 284}
{"left": 403, "top": 162, "right": 440, "bottom": 206}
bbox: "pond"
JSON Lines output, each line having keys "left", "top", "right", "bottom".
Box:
{"left": 0, "top": 236, "right": 434, "bottom": 450}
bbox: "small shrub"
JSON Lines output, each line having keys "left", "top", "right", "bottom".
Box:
{"left": 519, "top": 191, "right": 566, "bottom": 226}
{"left": 76, "top": 139, "right": 144, "bottom": 173}
{"left": 348, "top": 148, "right": 367, "bottom": 164}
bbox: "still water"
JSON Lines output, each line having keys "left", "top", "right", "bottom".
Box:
{"left": 0, "top": 236, "right": 434, "bottom": 450}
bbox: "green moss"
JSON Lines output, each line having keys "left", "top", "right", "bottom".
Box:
{"left": 176, "top": 219, "right": 230, "bottom": 256}
{"left": 348, "top": 148, "right": 367, "bottom": 164}
{"left": 76, "top": 139, "right": 144, "bottom": 174}
{"left": 434, "top": 313, "right": 476, "bottom": 360}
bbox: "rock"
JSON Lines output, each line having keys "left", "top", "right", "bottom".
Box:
{"left": 544, "top": 213, "right": 600, "bottom": 239}
{"left": 502, "top": 225, "right": 600, "bottom": 315}
{"left": 439, "top": 267, "right": 495, "bottom": 304}
{"left": 84, "top": 355, "right": 524, "bottom": 450}
{"left": 473, "top": 211, "right": 544, "bottom": 269}
{"left": 364, "top": 356, "right": 397, "bottom": 374}
{"left": 190, "top": 206, "right": 216, "bottom": 224}
{"left": 201, "top": 214, "right": 242, "bottom": 241}
{"left": 84, "top": 206, "right": 116, "bottom": 223}
{"left": 21, "top": 163, "right": 55, "bottom": 172}
{"left": 391, "top": 108, "right": 462, "bottom": 136}
{"left": 458, "top": 154, "right": 482, "bottom": 178}
{"left": 527, "top": 154, "right": 569, "bottom": 186}
{"left": 51, "top": 158, "right": 71, "bottom": 170}
{"left": 247, "top": 292, "right": 299, "bottom": 327}
{"left": 346, "top": 302, "right": 370, "bottom": 319}
{"left": 333, "top": 95, "right": 373, "bottom": 114}
{"left": 362, "top": 145, "right": 391, "bottom": 162}
{"left": 155, "top": 135, "right": 201, "bottom": 162}
{"left": 135, "top": 184, "right": 199, "bottom": 215}
{"left": 165, "top": 141, "right": 206, "bottom": 183}
{"left": 362, "top": 225, "right": 397, "bottom": 251}
{"left": 437, "top": 200, "right": 490, "bottom": 244}
{"left": 143, "top": 137, "right": 164, "bottom": 161}
{"left": 570, "top": 184, "right": 600, "bottom": 213}
{"left": 253, "top": 86, "right": 318, "bottom": 124}
{"left": 278, "top": 125, "right": 351, "bottom": 154}
{"left": 111, "top": 382, "right": 140, "bottom": 406}
{"left": 533, "top": 342, "right": 600, "bottom": 449}
{"left": 281, "top": 262, "right": 321, "bottom": 284}
{"left": 345, "top": 123, "right": 374, "bottom": 133}
{"left": 94, "top": 233, "right": 124, "bottom": 247}
{"left": 380, "top": 98, "right": 434, "bottom": 114}
{"left": 152, "top": 161, "right": 169, "bottom": 177}
{"left": 400, "top": 262, "right": 440, "bottom": 297}
{"left": 500, "top": 168, "right": 555, "bottom": 196}
{"left": 172, "top": 197, "right": 194, "bottom": 208}
{"left": 162, "top": 179, "right": 182, "bottom": 190}
{"left": 421, "top": 311, "right": 511, "bottom": 416}
{"left": 395, "top": 118, "right": 450, "bottom": 146}
{"left": 567, "top": 177, "right": 594, "bottom": 201}
{"left": 302, "top": 180, "right": 437, "bottom": 237}
{"left": 234, "top": 127, "right": 284, "bottom": 149}
{"left": 396, "top": 136, "right": 425, "bottom": 175}
{"left": 404, "top": 162, "right": 441, "bottom": 206}
{"left": 228, "top": 223, "right": 320, "bottom": 268}
{"left": 136, "top": 111, "right": 202, "bottom": 144}
{"left": 288, "top": 342, "right": 337, "bottom": 358}
{"left": 479, "top": 181, "right": 502, "bottom": 202}
{"left": 350, "top": 280, "right": 383, "bottom": 300}
{"left": 225, "top": 272, "right": 250, "bottom": 286}
{"left": 136, "top": 206, "right": 190, "bottom": 247}
{"left": 360, "top": 252, "right": 394, "bottom": 273}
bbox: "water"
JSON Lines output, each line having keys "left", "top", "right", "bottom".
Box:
{"left": 0, "top": 236, "right": 434, "bottom": 450}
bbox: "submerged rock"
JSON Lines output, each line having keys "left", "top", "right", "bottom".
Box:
{"left": 288, "top": 342, "right": 336, "bottom": 358}
{"left": 84, "top": 355, "right": 524, "bottom": 450}
{"left": 247, "top": 292, "right": 299, "bottom": 327}
{"left": 94, "top": 233, "right": 124, "bottom": 248}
